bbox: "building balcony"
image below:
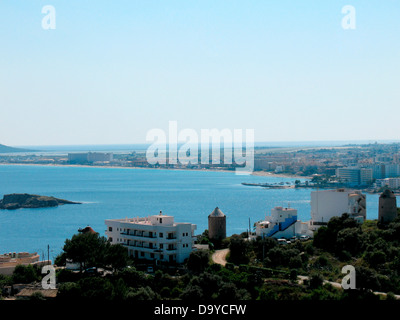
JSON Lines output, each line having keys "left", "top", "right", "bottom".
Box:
{"left": 120, "top": 233, "right": 157, "bottom": 240}
{"left": 164, "top": 236, "right": 177, "bottom": 242}
{"left": 124, "top": 243, "right": 160, "bottom": 251}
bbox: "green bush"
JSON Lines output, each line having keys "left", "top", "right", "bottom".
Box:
{"left": 12, "top": 264, "right": 39, "bottom": 284}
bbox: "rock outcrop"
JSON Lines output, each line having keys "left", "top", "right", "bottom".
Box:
{"left": 0, "top": 193, "right": 81, "bottom": 210}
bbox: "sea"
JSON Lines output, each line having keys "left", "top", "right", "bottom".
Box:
{"left": 0, "top": 163, "right": 381, "bottom": 262}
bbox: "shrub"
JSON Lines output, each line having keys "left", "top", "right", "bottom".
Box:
{"left": 12, "top": 264, "right": 39, "bottom": 284}
{"left": 309, "top": 273, "right": 324, "bottom": 289}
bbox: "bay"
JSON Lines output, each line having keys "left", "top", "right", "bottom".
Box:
{"left": 0, "top": 165, "right": 380, "bottom": 261}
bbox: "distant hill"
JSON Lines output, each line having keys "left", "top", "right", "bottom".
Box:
{"left": 0, "top": 144, "right": 36, "bottom": 153}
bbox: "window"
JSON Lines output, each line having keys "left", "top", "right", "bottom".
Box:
{"left": 108, "top": 227, "right": 112, "bottom": 232}
{"left": 159, "top": 232, "right": 163, "bottom": 238}
{"left": 160, "top": 218, "right": 163, "bottom": 223}
{"left": 160, "top": 244, "right": 163, "bottom": 249}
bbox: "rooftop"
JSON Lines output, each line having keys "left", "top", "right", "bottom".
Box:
{"left": 209, "top": 207, "right": 225, "bottom": 217}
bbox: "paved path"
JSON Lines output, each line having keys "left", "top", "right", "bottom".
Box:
{"left": 211, "top": 249, "right": 229, "bottom": 266}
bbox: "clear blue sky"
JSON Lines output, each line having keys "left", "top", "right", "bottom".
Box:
{"left": 0, "top": 1, "right": 399, "bottom": 146}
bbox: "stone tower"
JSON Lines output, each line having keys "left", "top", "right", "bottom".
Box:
{"left": 208, "top": 207, "right": 226, "bottom": 241}
{"left": 378, "top": 189, "right": 397, "bottom": 224}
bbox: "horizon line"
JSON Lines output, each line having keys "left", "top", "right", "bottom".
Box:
{"left": 10, "top": 139, "right": 400, "bottom": 149}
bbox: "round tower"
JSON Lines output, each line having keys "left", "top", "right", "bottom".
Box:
{"left": 379, "top": 189, "right": 397, "bottom": 224}
{"left": 208, "top": 207, "right": 226, "bottom": 241}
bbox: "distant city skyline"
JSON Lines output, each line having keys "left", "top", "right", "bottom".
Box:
{"left": 1, "top": 1, "right": 399, "bottom": 146}
{"left": 12, "top": 139, "right": 400, "bottom": 150}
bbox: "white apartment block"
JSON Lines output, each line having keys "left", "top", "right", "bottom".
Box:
{"left": 310, "top": 189, "right": 366, "bottom": 231}
{"left": 336, "top": 167, "right": 373, "bottom": 186}
{"left": 105, "top": 212, "right": 197, "bottom": 264}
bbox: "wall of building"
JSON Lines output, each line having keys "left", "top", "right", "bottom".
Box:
{"left": 310, "top": 189, "right": 366, "bottom": 230}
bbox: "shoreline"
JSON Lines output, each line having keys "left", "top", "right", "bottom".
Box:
{"left": 250, "top": 171, "right": 312, "bottom": 179}
{"left": 0, "top": 162, "right": 310, "bottom": 179}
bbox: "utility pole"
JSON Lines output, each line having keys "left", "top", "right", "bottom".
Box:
{"left": 47, "top": 245, "right": 50, "bottom": 265}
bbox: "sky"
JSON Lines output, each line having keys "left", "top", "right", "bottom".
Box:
{"left": 0, "top": 0, "right": 399, "bottom": 146}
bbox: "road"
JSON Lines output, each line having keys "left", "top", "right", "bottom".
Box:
{"left": 211, "top": 248, "right": 229, "bottom": 266}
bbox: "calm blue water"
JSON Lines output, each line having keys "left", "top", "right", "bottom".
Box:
{"left": 0, "top": 165, "right": 380, "bottom": 260}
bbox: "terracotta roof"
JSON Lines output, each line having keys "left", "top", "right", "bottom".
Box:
{"left": 78, "top": 226, "right": 97, "bottom": 234}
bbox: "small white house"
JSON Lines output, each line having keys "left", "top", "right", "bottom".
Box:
{"left": 255, "top": 206, "right": 312, "bottom": 239}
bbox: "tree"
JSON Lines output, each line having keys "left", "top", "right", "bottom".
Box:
{"left": 289, "top": 255, "right": 303, "bottom": 269}
{"left": 103, "top": 242, "right": 129, "bottom": 273}
{"left": 118, "top": 267, "right": 148, "bottom": 289}
{"left": 228, "top": 236, "right": 250, "bottom": 265}
{"left": 126, "top": 286, "right": 160, "bottom": 301}
{"left": 57, "top": 282, "right": 82, "bottom": 300}
{"left": 355, "top": 266, "right": 381, "bottom": 292}
{"left": 336, "top": 228, "right": 362, "bottom": 256}
{"left": 187, "top": 250, "right": 210, "bottom": 273}
{"left": 62, "top": 233, "right": 106, "bottom": 272}
{"left": 77, "top": 277, "right": 114, "bottom": 300}
{"left": 313, "top": 226, "right": 335, "bottom": 252}
{"left": 179, "top": 284, "right": 204, "bottom": 300}
{"left": 112, "top": 278, "right": 128, "bottom": 300}
{"left": 197, "top": 272, "right": 222, "bottom": 298}
{"left": 61, "top": 232, "right": 128, "bottom": 273}
{"left": 365, "top": 250, "right": 387, "bottom": 268}
{"left": 218, "top": 282, "right": 240, "bottom": 300}
{"left": 313, "top": 214, "right": 361, "bottom": 256}
{"left": 265, "top": 246, "right": 300, "bottom": 268}
{"left": 251, "top": 237, "right": 277, "bottom": 261}
{"left": 308, "top": 273, "right": 324, "bottom": 289}
{"left": 12, "top": 264, "right": 39, "bottom": 284}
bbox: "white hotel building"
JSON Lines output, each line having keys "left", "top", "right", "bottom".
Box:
{"left": 105, "top": 212, "right": 197, "bottom": 264}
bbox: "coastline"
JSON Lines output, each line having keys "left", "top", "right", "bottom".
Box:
{"left": 0, "top": 163, "right": 310, "bottom": 179}
{"left": 0, "top": 163, "right": 237, "bottom": 174}
{"left": 251, "top": 170, "right": 312, "bottom": 180}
